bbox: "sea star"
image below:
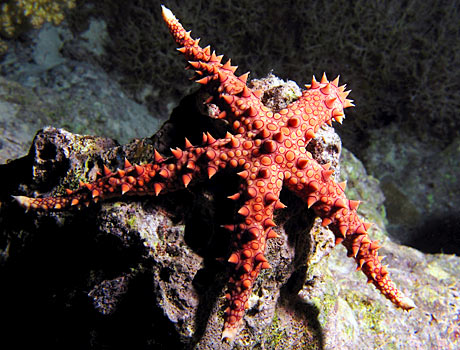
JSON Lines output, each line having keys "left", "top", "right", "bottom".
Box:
{"left": 13, "top": 5, "right": 415, "bottom": 341}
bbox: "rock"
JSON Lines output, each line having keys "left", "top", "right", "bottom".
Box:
{"left": 1, "top": 77, "right": 458, "bottom": 350}
{"left": 0, "top": 119, "right": 334, "bottom": 349}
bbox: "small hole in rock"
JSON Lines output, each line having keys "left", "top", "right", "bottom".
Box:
{"left": 159, "top": 267, "right": 171, "bottom": 282}
{"left": 40, "top": 142, "right": 57, "bottom": 161}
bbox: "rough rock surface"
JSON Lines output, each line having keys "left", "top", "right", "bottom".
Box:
{"left": 1, "top": 82, "right": 459, "bottom": 349}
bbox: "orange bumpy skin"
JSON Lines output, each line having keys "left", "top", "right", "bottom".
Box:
{"left": 13, "top": 5, "right": 415, "bottom": 342}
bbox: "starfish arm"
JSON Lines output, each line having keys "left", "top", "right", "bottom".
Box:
{"left": 222, "top": 169, "right": 284, "bottom": 341}
{"left": 162, "top": 5, "right": 270, "bottom": 135}
{"left": 12, "top": 136, "right": 240, "bottom": 211}
{"left": 285, "top": 73, "right": 353, "bottom": 145}
{"left": 12, "top": 158, "right": 191, "bottom": 211}
{"left": 286, "top": 156, "right": 416, "bottom": 310}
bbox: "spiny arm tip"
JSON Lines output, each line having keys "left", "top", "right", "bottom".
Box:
{"left": 12, "top": 195, "right": 30, "bottom": 209}
{"left": 161, "top": 5, "right": 175, "bottom": 21}
{"left": 399, "top": 295, "right": 416, "bottom": 310}
{"left": 221, "top": 327, "right": 238, "bottom": 342}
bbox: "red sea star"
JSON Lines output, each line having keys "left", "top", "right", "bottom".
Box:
{"left": 13, "top": 5, "right": 415, "bottom": 341}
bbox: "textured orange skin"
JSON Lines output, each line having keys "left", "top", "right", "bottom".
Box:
{"left": 14, "top": 6, "right": 415, "bottom": 342}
